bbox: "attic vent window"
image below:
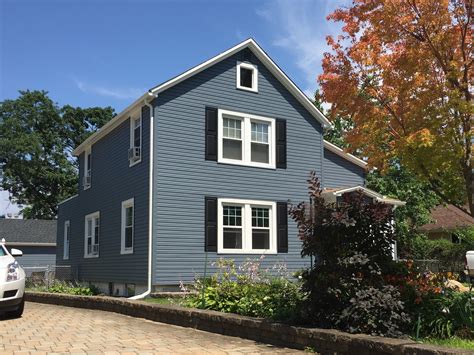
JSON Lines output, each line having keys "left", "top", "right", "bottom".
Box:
{"left": 236, "top": 62, "right": 258, "bottom": 92}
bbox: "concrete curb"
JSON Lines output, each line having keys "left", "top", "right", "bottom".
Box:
{"left": 25, "top": 292, "right": 468, "bottom": 355}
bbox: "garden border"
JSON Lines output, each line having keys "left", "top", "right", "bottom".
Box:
{"left": 25, "top": 292, "right": 467, "bottom": 355}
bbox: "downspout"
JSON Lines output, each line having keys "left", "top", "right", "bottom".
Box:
{"left": 129, "top": 92, "right": 156, "bottom": 300}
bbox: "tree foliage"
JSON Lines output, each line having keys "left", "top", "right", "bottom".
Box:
{"left": 0, "top": 90, "right": 114, "bottom": 219}
{"left": 319, "top": 0, "right": 473, "bottom": 214}
{"left": 290, "top": 172, "right": 410, "bottom": 337}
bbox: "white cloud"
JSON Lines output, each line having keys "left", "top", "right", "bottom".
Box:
{"left": 73, "top": 78, "right": 145, "bottom": 100}
{"left": 257, "top": 0, "right": 349, "bottom": 97}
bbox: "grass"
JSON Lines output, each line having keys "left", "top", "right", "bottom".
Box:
{"left": 143, "top": 297, "right": 188, "bottom": 306}
{"left": 422, "top": 337, "right": 474, "bottom": 350}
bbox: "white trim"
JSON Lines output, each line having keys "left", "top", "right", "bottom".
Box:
{"left": 84, "top": 211, "right": 100, "bottom": 258}
{"left": 236, "top": 61, "right": 258, "bottom": 92}
{"left": 322, "top": 186, "right": 406, "bottom": 207}
{"left": 73, "top": 94, "right": 149, "bottom": 156}
{"left": 5, "top": 242, "right": 56, "bottom": 247}
{"left": 73, "top": 39, "right": 331, "bottom": 157}
{"left": 218, "top": 109, "right": 276, "bottom": 169}
{"left": 150, "top": 39, "right": 331, "bottom": 128}
{"left": 63, "top": 220, "right": 70, "bottom": 260}
{"left": 120, "top": 198, "right": 134, "bottom": 254}
{"left": 129, "top": 113, "right": 142, "bottom": 167}
{"left": 217, "top": 198, "right": 277, "bottom": 255}
{"left": 58, "top": 194, "right": 78, "bottom": 206}
{"left": 323, "top": 140, "right": 368, "bottom": 169}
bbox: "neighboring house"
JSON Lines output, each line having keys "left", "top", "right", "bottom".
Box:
{"left": 419, "top": 204, "right": 474, "bottom": 242}
{"left": 56, "top": 39, "right": 403, "bottom": 296}
{"left": 0, "top": 219, "right": 57, "bottom": 268}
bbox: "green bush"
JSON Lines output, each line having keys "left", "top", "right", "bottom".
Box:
{"left": 187, "top": 258, "right": 303, "bottom": 321}
{"left": 411, "top": 290, "right": 473, "bottom": 339}
{"left": 31, "top": 281, "right": 99, "bottom": 296}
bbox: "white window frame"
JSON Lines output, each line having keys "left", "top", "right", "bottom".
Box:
{"left": 236, "top": 61, "right": 258, "bottom": 92}
{"left": 83, "top": 147, "right": 91, "bottom": 190}
{"left": 218, "top": 109, "right": 276, "bottom": 169}
{"left": 121, "top": 198, "right": 134, "bottom": 254}
{"left": 63, "top": 220, "right": 70, "bottom": 260}
{"left": 217, "top": 198, "right": 277, "bottom": 254}
{"left": 129, "top": 113, "right": 142, "bottom": 167}
{"left": 84, "top": 211, "right": 100, "bottom": 258}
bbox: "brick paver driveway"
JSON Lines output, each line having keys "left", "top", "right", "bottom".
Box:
{"left": 0, "top": 302, "right": 303, "bottom": 354}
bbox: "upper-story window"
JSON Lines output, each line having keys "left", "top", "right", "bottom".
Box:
{"left": 218, "top": 109, "right": 275, "bottom": 169}
{"left": 236, "top": 62, "right": 258, "bottom": 92}
{"left": 129, "top": 114, "right": 142, "bottom": 166}
{"left": 83, "top": 147, "right": 91, "bottom": 190}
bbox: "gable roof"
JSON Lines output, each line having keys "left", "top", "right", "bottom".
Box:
{"left": 73, "top": 38, "right": 331, "bottom": 156}
{"left": 0, "top": 219, "right": 57, "bottom": 245}
{"left": 323, "top": 140, "right": 368, "bottom": 169}
{"left": 322, "top": 186, "right": 406, "bottom": 206}
{"left": 419, "top": 204, "right": 474, "bottom": 232}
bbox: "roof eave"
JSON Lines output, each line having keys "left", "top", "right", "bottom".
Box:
{"left": 323, "top": 140, "right": 368, "bottom": 170}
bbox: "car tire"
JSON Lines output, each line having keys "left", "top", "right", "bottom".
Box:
{"left": 7, "top": 297, "right": 24, "bottom": 318}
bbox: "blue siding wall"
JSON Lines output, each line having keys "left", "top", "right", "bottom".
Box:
{"left": 56, "top": 106, "right": 150, "bottom": 284}
{"left": 152, "top": 50, "right": 326, "bottom": 285}
{"left": 7, "top": 246, "right": 56, "bottom": 268}
{"left": 323, "top": 149, "right": 366, "bottom": 188}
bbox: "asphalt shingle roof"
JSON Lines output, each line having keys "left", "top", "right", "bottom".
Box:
{"left": 419, "top": 205, "right": 474, "bottom": 232}
{"left": 0, "top": 219, "right": 57, "bottom": 244}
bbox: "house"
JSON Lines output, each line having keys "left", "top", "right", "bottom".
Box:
{"left": 419, "top": 204, "right": 474, "bottom": 242}
{"left": 0, "top": 219, "right": 57, "bottom": 268}
{"left": 56, "top": 39, "right": 403, "bottom": 296}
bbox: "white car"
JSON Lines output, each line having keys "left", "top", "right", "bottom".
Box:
{"left": 0, "top": 239, "right": 26, "bottom": 318}
{"left": 467, "top": 251, "right": 474, "bottom": 278}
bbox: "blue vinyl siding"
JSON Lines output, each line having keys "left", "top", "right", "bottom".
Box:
{"left": 152, "top": 50, "right": 325, "bottom": 285}
{"left": 323, "top": 149, "right": 366, "bottom": 188}
{"left": 56, "top": 106, "right": 150, "bottom": 284}
{"left": 7, "top": 246, "right": 56, "bottom": 268}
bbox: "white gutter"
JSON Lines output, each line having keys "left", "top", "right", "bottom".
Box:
{"left": 129, "top": 92, "right": 156, "bottom": 300}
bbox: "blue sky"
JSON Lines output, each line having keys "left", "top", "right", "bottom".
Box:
{"left": 0, "top": 0, "right": 346, "bottom": 216}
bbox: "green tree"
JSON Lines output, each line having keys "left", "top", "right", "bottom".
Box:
{"left": 0, "top": 90, "right": 114, "bottom": 219}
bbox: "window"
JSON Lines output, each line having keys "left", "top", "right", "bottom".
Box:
{"left": 84, "top": 211, "right": 100, "bottom": 257}
{"left": 218, "top": 198, "right": 276, "bottom": 254}
{"left": 63, "top": 220, "right": 70, "bottom": 260}
{"left": 218, "top": 109, "right": 275, "bottom": 168}
{"left": 83, "top": 147, "right": 91, "bottom": 189}
{"left": 236, "top": 62, "right": 258, "bottom": 92}
{"left": 121, "top": 198, "right": 134, "bottom": 254}
{"left": 129, "top": 114, "right": 142, "bottom": 166}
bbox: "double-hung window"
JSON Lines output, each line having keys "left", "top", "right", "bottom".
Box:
{"left": 129, "top": 115, "right": 142, "bottom": 166}
{"left": 83, "top": 147, "right": 91, "bottom": 189}
{"left": 84, "top": 211, "right": 100, "bottom": 258}
{"left": 218, "top": 198, "right": 276, "bottom": 254}
{"left": 218, "top": 109, "right": 275, "bottom": 169}
{"left": 63, "top": 220, "right": 70, "bottom": 260}
{"left": 121, "top": 198, "right": 134, "bottom": 254}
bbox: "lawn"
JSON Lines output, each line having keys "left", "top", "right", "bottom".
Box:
{"left": 422, "top": 337, "right": 474, "bottom": 350}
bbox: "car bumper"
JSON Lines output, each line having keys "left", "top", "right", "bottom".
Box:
{"left": 0, "top": 278, "right": 25, "bottom": 311}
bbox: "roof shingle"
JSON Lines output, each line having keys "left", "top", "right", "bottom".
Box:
{"left": 0, "top": 219, "right": 57, "bottom": 244}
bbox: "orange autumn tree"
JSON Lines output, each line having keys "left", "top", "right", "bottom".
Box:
{"left": 318, "top": 0, "right": 473, "bottom": 215}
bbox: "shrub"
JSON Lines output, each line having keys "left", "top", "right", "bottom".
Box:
{"left": 290, "top": 172, "right": 410, "bottom": 337}
{"left": 187, "top": 257, "right": 303, "bottom": 321}
{"left": 31, "top": 281, "right": 99, "bottom": 296}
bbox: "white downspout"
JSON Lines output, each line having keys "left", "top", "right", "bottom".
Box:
{"left": 129, "top": 92, "right": 156, "bottom": 300}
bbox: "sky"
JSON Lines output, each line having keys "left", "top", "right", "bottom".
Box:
{"left": 0, "top": 0, "right": 348, "bottom": 216}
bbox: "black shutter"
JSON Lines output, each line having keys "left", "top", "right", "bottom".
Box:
{"left": 276, "top": 119, "right": 287, "bottom": 169}
{"left": 277, "top": 202, "right": 288, "bottom": 253}
{"left": 205, "top": 107, "right": 218, "bottom": 161}
{"left": 205, "top": 197, "right": 218, "bottom": 252}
